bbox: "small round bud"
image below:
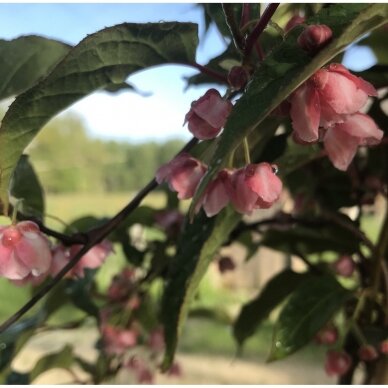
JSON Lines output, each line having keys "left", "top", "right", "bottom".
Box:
{"left": 218, "top": 256, "right": 236, "bottom": 273}
{"left": 358, "top": 344, "right": 378, "bottom": 361}
{"left": 227, "top": 66, "right": 249, "bottom": 90}
{"left": 297, "top": 24, "right": 333, "bottom": 53}
{"left": 325, "top": 350, "right": 352, "bottom": 377}
{"left": 315, "top": 326, "right": 338, "bottom": 345}
{"left": 332, "top": 255, "right": 356, "bottom": 277}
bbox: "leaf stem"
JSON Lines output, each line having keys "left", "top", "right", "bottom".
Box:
{"left": 0, "top": 137, "right": 198, "bottom": 334}
{"left": 244, "top": 3, "right": 280, "bottom": 57}
{"left": 185, "top": 62, "right": 228, "bottom": 84}
{"left": 243, "top": 137, "right": 251, "bottom": 165}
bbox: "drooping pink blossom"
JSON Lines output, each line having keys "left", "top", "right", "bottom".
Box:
{"left": 332, "top": 255, "right": 356, "bottom": 277}
{"left": 102, "top": 325, "right": 138, "bottom": 355}
{"left": 167, "top": 362, "right": 182, "bottom": 377}
{"left": 0, "top": 221, "right": 52, "bottom": 280}
{"left": 324, "top": 350, "right": 352, "bottom": 377}
{"left": 290, "top": 64, "right": 377, "bottom": 143}
{"left": 184, "top": 89, "right": 233, "bottom": 140}
{"left": 50, "top": 240, "right": 113, "bottom": 278}
{"left": 229, "top": 163, "right": 283, "bottom": 215}
{"left": 314, "top": 325, "right": 338, "bottom": 345}
{"left": 148, "top": 327, "right": 165, "bottom": 352}
{"left": 196, "top": 169, "right": 233, "bottom": 217}
{"left": 358, "top": 345, "right": 378, "bottom": 361}
{"left": 324, "top": 113, "right": 383, "bottom": 171}
{"left": 380, "top": 339, "right": 388, "bottom": 354}
{"left": 297, "top": 24, "right": 332, "bottom": 52}
{"left": 126, "top": 356, "right": 154, "bottom": 384}
{"left": 156, "top": 153, "right": 207, "bottom": 200}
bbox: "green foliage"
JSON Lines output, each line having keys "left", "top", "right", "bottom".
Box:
{"left": 190, "top": 4, "right": 388, "bottom": 214}
{"left": 0, "top": 22, "right": 198, "bottom": 211}
{"left": 233, "top": 270, "right": 312, "bottom": 349}
{"left": 9, "top": 155, "right": 45, "bottom": 218}
{"left": 161, "top": 206, "right": 241, "bottom": 370}
{"left": 269, "top": 275, "right": 351, "bottom": 361}
{"left": 0, "top": 36, "right": 70, "bottom": 101}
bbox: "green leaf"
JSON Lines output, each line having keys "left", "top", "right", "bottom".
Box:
{"left": 9, "top": 155, "right": 45, "bottom": 218}
{"left": 269, "top": 275, "right": 351, "bottom": 361}
{"left": 0, "top": 36, "right": 71, "bottom": 101}
{"left": 161, "top": 206, "right": 241, "bottom": 370}
{"left": 0, "top": 22, "right": 198, "bottom": 212}
{"left": 29, "top": 345, "right": 74, "bottom": 382}
{"left": 190, "top": 4, "right": 388, "bottom": 216}
{"left": 233, "top": 270, "right": 311, "bottom": 349}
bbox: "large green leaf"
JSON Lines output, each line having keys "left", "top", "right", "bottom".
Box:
{"left": 161, "top": 206, "right": 241, "bottom": 370}
{"left": 269, "top": 275, "right": 351, "bottom": 361}
{"left": 190, "top": 4, "right": 388, "bottom": 216}
{"left": 233, "top": 270, "right": 311, "bottom": 349}
{"left": 0, "top": 22, "right": 198, "bottom": 212}
{"left": 0, "top": 36, "right": 71, "bottom": 101}
{"left": 9, "top": 155, "right": 44, "bottom": 218}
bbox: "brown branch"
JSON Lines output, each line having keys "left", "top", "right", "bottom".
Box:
{"left": 240, "top": 4, "right": 251, "bottom": 29}
{"left": 0, "top": 137, "right": 198, "bottom": 334}
{"left": 183, "top": 62, "right": 228, "bottom": 84}
{"left": 244, "top": 3, "right": 280, "bottom": 57}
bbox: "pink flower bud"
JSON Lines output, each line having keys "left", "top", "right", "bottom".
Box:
{"left": 0, "top": 221, "right": 52, "bottom": 280}
{"left": 285, "top": 15, "right": 305, "bottom": 32}
{"left": 229, "top": 163, "right": 283, "bottom": 215}
{"left": 218, "top": 256, "right": 236, "bottom": 273}
{"left": 102, "top": 325, "right": 138, "bottom": 355}
{"left": 297, "top": 24, "right": 332, "bottom": 53}
{"left": 196, "top": 169, "right": 233, "bottom": 217}
{"left": 184, "top": 89, "right": 233, "bottom": 140}
{"left": 156, "top": 153, "right": 207, "bottom": 200}
{"left": 358, "top": 345, "right": 378, "bottom": 361}
{"left": 315, "top": 326, "right": 338, "bottom": 345}
{"left": 379, "top": 339, "right": 388, "bottom": 354}
{"left": 324, "top": 350, "right": 352, "bottom": 377}
{"left": 148, "top": 327, "right": 165, "bottom": 352}
{"left": 332, "top": 255, "right": 356, "bottom": 277}
{"left": 227, "top": 66, "right": 249, "bottom": 90}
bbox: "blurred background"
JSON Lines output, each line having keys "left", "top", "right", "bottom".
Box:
{"left": 0, "top": 3, "right": 384, "bottom": 384}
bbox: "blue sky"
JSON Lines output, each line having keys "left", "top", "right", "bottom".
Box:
{"left": 0, "top": 3, "right": 376, "bottom": 143}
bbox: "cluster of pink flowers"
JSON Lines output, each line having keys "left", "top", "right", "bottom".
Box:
{"left": 287, "top": 22, "right": 383, "bottom": 171}
{"left": 156, "top": 154, "right": 282, "bottom": 217}
{"left": 0, "top": 220, "right": 112, "bottom": 284}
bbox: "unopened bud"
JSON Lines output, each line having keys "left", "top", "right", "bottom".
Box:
{"left": 358, "top": 344, "right": 378, "bottom": 361}
{"left": 325, "top": 350, "right": 352, "bottom": 377}
{"left": 227, "top": 66, "right": 249, "bottom": 90}
{"left": 332, "top": 255, "right": 355, "bottom": 277}
{"left": 297, "top": 24, "right": 333, "bottom": 53}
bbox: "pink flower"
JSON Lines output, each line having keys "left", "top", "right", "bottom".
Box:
{"left": 324, "top": 350, "right": 352, "bottom": 377}
{"left": 0, "top": 221, "right": 52, "bottom": 280}
{"left": 102, "top": 325, "right": 138, "bottom": 355}
{"left": 297, "top": 24, "right": 332, "bottom": 52}
{"left": 323, "top": 113, "right": 383, "bottom": 171}
{"left": 196, "top": 169, "right": 233, "bottom": 217}
{"left": 126, "top": 356, "right": 154, "bottom": 384}
{"left": 148, "top": 327, "right": 165, "bottom": 352}
{"left": 107, "top": 268, "right": 136, "bottom": 301}
{"left": 229, "top": 163, "right": 283, "bottom": 215}
{"left": 314, "top": 325, "right": 338, "bottom": 345}
{"left": 285, "top": 15, "right": 305, "bottom": 32}
{"left": 290, "top": 64, "right": 377, "bottom": 143}
{"left": 227, "top": 66, "right": 249, "bottom": 90}
{"left": 358, "top": 345, "right": 378, "bottom": 362}
{"left": 167, "top": 362, "right": 182, "bottom": 377}
{"left": 332, "top": 255, "right": 356, "bottom": 277}
{"left": 379, "top": 340, "right": 388, "bottom": 354}
{"left": 50, "top": 240, "right": 113, "bottom": 278}
{"left": 184, "top": 89, "right": 233, "bottom": 140}
{"left": 156, "top": 153, "right": 207, "bottom": 200}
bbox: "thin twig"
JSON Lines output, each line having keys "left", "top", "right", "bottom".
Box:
{"left": 183, "top": 62, "right": 228, "bottom": 84}
{"left": 244, "top": 3, "right": 280, "bottom": 57}
{"left": 0, "top": 138, "right": 198, "bottom": 334}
